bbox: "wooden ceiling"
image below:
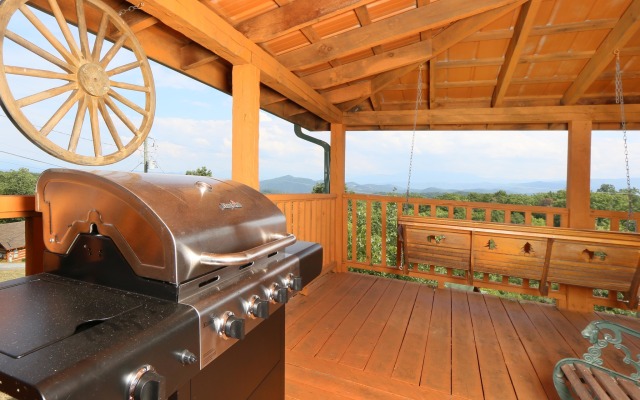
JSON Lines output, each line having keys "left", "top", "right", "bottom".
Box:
{"left": 28, "top": 0, "right": 640, "bottom": 131}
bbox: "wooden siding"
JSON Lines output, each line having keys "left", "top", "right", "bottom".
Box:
{"left": 268, "top": 194, "right": 338, "bottom": 274}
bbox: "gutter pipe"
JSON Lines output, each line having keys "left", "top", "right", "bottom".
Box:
{"left": 294, "top": 124, "right": 330, "bottom": 193}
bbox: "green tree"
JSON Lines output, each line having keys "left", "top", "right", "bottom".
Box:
{"left": 596, "top": 184, "right": 616, "bottom": 193}
{"left": 311, "top": 182, "right": 325, "bottom": 193}
{"left": 186, "top": 166, "right": 212, "bottom": 177}
{"left": 0, "top": 168, "right": 38, "bottom": 195}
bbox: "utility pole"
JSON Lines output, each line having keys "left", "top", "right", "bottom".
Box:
{"left": 143, "top": 138, "right": 149, "bottom": 173}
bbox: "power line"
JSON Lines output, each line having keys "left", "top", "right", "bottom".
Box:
{"left": 0, "top": 150, "right": 64, "bottom": 167}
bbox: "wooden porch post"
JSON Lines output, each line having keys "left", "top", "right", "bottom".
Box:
{"left": 330, "top": 123, "right": 346, "bottom": 273}
{"left": 565, "top": 119, "right": 593, "bottom": 312}
{"left": 566, "top": 120, "right": 592, "bottom": 229}
{"left": 232, "top": 64, "right": 261, "bottom": 189}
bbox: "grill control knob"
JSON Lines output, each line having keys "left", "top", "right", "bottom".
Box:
{"left": 129, "top": 365, "right": 165, "bottom": 400}
{"left": 249, "top": 296, "right": 270, "bottom": 319}
{"left": 287, "top": 274, "right": 303, "bottom": 291}
{"left": 223, "top": 313, "right": 245, "bottom": 340}
{"left": 271, "top": 283, "right": 288, "bottom": 304}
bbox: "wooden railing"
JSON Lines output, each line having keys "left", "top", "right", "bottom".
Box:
{"left": 343, "top": 193, "right": 570, "bottom": 268}
{"left": 267, "top": 194, "right": 338, "bottom": 274}
{"left": 343, "top": 193, "right": 640, "bottom": 312}
{"left": 2, "top": 193, "right": 638, "bottom": 311}
{"left": 0, "top": 195, "right": 43, "bottom": 275}
{"left": 590, "top": 209, "right": 639, "bottom": 231}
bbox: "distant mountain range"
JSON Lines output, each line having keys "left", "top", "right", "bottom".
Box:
{"left": 260, "top": 175, "right": 637, "bottom": 195}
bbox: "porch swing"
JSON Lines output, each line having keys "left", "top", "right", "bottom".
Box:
{"left": 395, "top": 53, "right": 640, "bottom": 309}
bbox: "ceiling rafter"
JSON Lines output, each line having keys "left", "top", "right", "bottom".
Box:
{"left": 321, "top": 81, "right": 372, "bottom": 104}
{"left": 562, "top": 0, "right": 640, "bottom": 105}
{"left": 180, "top": 42, "right": 219, "bottom": 70}
{"left": 353, "top": 4, "right": 383, "bottom": 114}
{"left": 492, "top": 0, "right": 540, "bottom": 107}
{"left": 299, "top": 25, "right": 342, "bottom": 69}
{"left": 235, "top": 0, "right": 376, "bottom": 43}
{"left": 119, "top": 9, "right": 159, "bottom": 33}
{"left": 463, "top": 18, "right": 618, "bottom": 42}
{"left": 302, "top": 40, "right": 432, "bottom": 90}
{"left": 277, "top": 0, "right": 521, "bottom": 71}
{"left": 337, "top": 1, "right": 526, "bottom": 112}
{"left": 125, "top": 0, "right": 343, "bottom": 123}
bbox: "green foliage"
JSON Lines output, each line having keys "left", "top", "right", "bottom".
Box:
{"left": 311, "top": 182, "right": 325, "bottom": 193}
{"left": 0, "top": 168, "right": 38, "bottom": 195}
{"left": 185, "top": 166, "right": 212, "bottom": 177}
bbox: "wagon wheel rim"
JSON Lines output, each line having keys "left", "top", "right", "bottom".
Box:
{"left": 0, "top": 0, "right": 155, "bottom": 166}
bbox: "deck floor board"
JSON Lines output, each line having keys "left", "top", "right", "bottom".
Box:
{"left": 285, "top": 272, "right": 640, "bottom": 399}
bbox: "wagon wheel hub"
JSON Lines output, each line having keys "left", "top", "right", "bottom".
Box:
{"left": 78, "top": 63, "right": 110, "bottom": 97}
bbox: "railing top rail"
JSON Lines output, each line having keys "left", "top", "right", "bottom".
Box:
{"left": 266, "top": 193, "right": 337, "bottom": 201}
{"left": 0, "top": 195, "right": 37, "bottom": 218}
{"left": 343, "top": 193, "right": 568, "bottom": 215}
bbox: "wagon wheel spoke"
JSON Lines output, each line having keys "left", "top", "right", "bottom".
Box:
{"left": 0, "top": 0, "right": 155, "bottom": 165}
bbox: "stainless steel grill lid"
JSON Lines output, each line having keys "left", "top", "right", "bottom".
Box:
{"left": 35, "top": 169, "right": 293, "bottom": 284}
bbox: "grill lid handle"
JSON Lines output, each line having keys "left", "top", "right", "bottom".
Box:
{"left": 200, "top": 234, "right": 296, "bottom": 266}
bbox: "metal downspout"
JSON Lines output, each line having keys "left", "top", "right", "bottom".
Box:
{"left": 294, "top": 125, "right": 330, "bottom": 193}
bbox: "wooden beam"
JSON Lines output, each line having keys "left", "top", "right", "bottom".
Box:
{"left": 126, "top": 0, "right": 342, "bottom": 123}
{"left": 437, "top": 79, "right": 497, "bottom": 88}
{"left": 180, "top": 42, "right": 219, "bottom": 70}
{"left": 321, "top": 81, "right": 372, "bottom": 104}
{"left": 120, "top": 10, "right": 159, "bottom": 33}
{"left": 437, "top": 57, "right": 504, "bottom": 69}
{"left": 232, "top": 64, "right": 260, "bottom": 189}
{"left": 562, "top": 0, "right": 640, "bottom": 105}
{"left": 492, "top": 0, "right": 540, "bottom": 107}
{"left": 532, "top": 18, "right": 618, "bottom": 37}
{"left": 260, "top": 87, "right": 287, "bottom": 106}
{"left": 435, "top": 49, "right": 598, "bottom": 70}
{"left": 277, "top": 0, "right": 521, "bottom": 71}
{"left": 429, "top": 59, "right": 436, "bottom": 110}
{"left": 302, "top": 40, "right": 433, "bottom": 90}
{"left": 521, "top": 51, "right": 594, "bottom": 63}
{"left": 343, "top": 104, "right": 640, "bottom": 126}
{"left": 338, "top": 64, "right": 424, "bottom": 111}
{"left": 235, "top": 0, "right": 376, "bottom": 43}
{"left": 337, "top": 1, "right": 525, "bottom": 111}
{"left": 463, "top": 19, "right": 619, "bottom": 43}
{"left": 566, "top": 120, "right": 592, "bottom": 229}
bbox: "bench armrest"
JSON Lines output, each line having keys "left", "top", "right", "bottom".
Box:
{"left": 580, "top": 320, "right": 640, "bottom": 379}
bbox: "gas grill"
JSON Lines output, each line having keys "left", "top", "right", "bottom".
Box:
{"left": 0, "top": 168, "right": 322, "bottom": 400}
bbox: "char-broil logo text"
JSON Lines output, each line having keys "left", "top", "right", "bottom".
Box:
{"left": 219, "top": 200, "right": 243, "bottom": 210}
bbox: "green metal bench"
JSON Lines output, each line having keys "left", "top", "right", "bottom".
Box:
{"left": 554, "top": 321, "right": 640, "bottom": 399}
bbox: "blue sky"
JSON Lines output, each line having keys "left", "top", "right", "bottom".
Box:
{"left": 0, "top": 5, "right": 638, "bottom": 190}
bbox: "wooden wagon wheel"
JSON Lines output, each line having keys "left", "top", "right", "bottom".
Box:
{"left": 0, "top": 0, "right": 155, "bottom": 165}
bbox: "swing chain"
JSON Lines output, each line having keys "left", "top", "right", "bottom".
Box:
{"left": 404, "top": 63, "right": 425, "bottom": 206}
{"left": 615, "top": 49, "right": 635, "bottom": 230}
{"left": 400, "top": 63, "right": 425, "bottom": 271}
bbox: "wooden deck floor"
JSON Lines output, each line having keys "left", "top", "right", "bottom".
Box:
{"left": 284, "top": 272, "right": 640, "bottom": 400}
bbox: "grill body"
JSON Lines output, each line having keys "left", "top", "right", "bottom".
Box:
{"left": 0, "top": 169, "right": 323, "bottom": 399}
